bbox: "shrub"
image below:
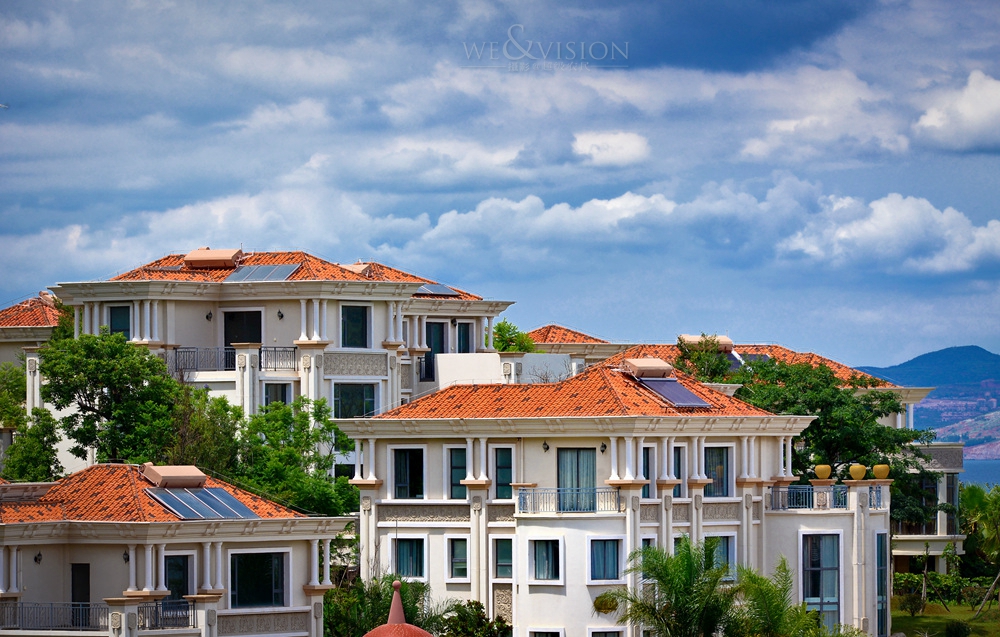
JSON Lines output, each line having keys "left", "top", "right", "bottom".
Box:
{"left": 943, "top": 619, "right": 972, "bottom": 637}
{"left": 899, "top": 593, "right": 926, "bottom": 617}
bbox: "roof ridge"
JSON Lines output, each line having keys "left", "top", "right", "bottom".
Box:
{"left": 125, "top": 465, "right": 149, "bottom": 522}
{"left": 598, "top": 366, "right": 632, "bottom": 415}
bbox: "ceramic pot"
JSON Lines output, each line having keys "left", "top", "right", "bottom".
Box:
{"left": 849, "top": 464, "right": 867, "bottom": 480}
{"left": 873, "top": 464, "right": 890, "bottom": 480}
{"left": 815, "top": 464, "right": 832, "bottom": 480}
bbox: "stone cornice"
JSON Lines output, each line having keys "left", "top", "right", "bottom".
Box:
{"left": 343, "top": 415, "right": 814, "bottom": 438}
{"left": 854, "top": 386, "right": 934, "bottom": 404}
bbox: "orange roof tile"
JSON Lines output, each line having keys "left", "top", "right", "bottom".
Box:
{"left": 0, "top": 464, "right": 302, "bottom": 524}
{"left": 378, "top": 361, "right": 771, "bottom": 420}
{"left": 0, "top": 294, "right": 61, "bottom": 328}
{"left": 527, "top": 324, "right": 608, "bottom": 344}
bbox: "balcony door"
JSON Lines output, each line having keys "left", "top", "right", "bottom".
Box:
{"left": 557, "top": 448, "right": 596, "bottom": 512}
{"left": 71, "top": 563, "right": 89, "bottom": 627}
{"left": 423, "top": 322, "right": 446, "bottom": 381}
{"left": 224, "top": 311, "right": 262, "bottom": 346}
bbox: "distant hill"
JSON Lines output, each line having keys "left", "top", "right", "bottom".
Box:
{"left": 858, "top": 345, "right": 1000, "bottom": 387}
{"left": 935, "top": 410, "right": 1000, "bottom": 448}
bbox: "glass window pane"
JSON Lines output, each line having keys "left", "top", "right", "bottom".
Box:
{"left": 495, "top": 539, "right": 513, "bottom": 578}
{"left": 451, "top": 539, "right": 468, "bottom": 578}
{"left": 109, "top": 306, "right": 130, "bottom": 340}
{"left": 495, "top": 448, "right": 513, "bottom": 499}
{"left": 396, "top": 539, "right": 424, "bottom": 578}
{"left": 673, "top": 447, "right": 683, "bottom": 497}
{"left": 231, "top": 553, "right": 284, "bottom": 608}
{"left": 591, "top": 540, "right": 619, "bottom": 580}
{"left": 704, "top": 447, "right": 729, "bottom": 497}
{"left": 533, "top": 540, "right": 559, "bottom": 580}
{"left": 342, "top": 306, "right": 369, "bottom": 348}
{"left": 803, "top": 534, "right": 839, "bottom": 632}
{"left": 394, "top": 449, "right": 423, "bottom": 499}
{"left": 335, "top": 384, "right": 376, "bottom": 418}
{"left": 641, "top": 447, "right": 652, "bottom": 498}
{"left": 450, "top": 449, "right": 467, "bottom": 499}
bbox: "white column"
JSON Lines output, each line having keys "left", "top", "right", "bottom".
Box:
{"left": 478, "top": 437, "right": 488, "bottom": 481}
{"left": 322, "top": 539, "right": 332, "bottom": 586}
{"left": 785, "top": 438, "right": 794, "bottom": 476}
{"left": 151, "top": 300, "right": 160, "bottom": 341}
{"left": 395, "top": 305, "right": 403, "bottom": 345}
{"left": 131, "top": 301, "right": 140, "bottom": 341}
{"left": 636, "top": 436, "right": 646, "bottom": 481}
{"left": 311, "top": 299, "right": 320, "bottom": 340}
{"left": 92, "top": 303, "right": 101, "bottom": 334}
{"left": 624, "top": 436, "right": 635, "bottom": 480}
{"left": 0, "top": 547, "right": 6, "bottom": 594}
{"left": 367, "top": 438, "right": 378, "bottom": 481}
{"left": 777, "top": 437, "right": 786, "bottom": 477}
{"left": 465, "top": 438, "right": 475, "bottom": 481}
{"left": 309, "top": 539, "right": 320, "bottom": 586}
{"left": 895, "top": 412, "right": 902, "bottom": 429}
{"left": 749, "top": 436, "right": 757, "bottom": 478}
{"left": 156, "top": 544, "right": 167, "bottom": 591}
{"left": 739, "top": 436, "right": 749, "bottom": 480}
{"left": 127, "top": 545, "right": 137, "bottom": 591}
{"left": 486, "top": 316, "right": 494, "bottom": 350}
{"left": 663, "top": 437, "right": 673, "bottom": 480}
{"left": 202, "top": 542, "right": 212, "bottom": 591}
{"left": 143, "top": 544, "right": 154, "bottom": 591}
{"left": 419, "top": 316, "right": 427, "bottom": 348}
{"left": 299, "top": 300, "right": 308, "bottom": 341}
{"left": 143, "top": 301, "right": 152, "bottom": 341}
{"left": 609, "top": 437, "right": 619, "bottom": 480}
{"left": 354, "top": 440, "right": 362, "bottom": 480}
{"left": 213, "top": 542, "right": 224, "bottom": 591}
{"left": 908, "top": 404, "right": 914, "bottom": 430}
{"left": 321, "top": 300, "right": 329, "bottom": 341}
{"left": 386, "top": 303, "right": 395, "bottom": 342}
{"left": 698, "top": 436, "right": 707, "bottom": 478}
{"left": 7, "top": 547, "right": 17, "bottom": 594}
{"left": 82, "top": 302, "right": 91, "bottom": 335}
{"left": 73, "top": 306, "right": 80, "bottom": 339}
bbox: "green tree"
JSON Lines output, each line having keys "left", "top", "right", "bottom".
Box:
{"left": 236, "top": 397, "right": 354, "bottom": 516}
{"left": 959, "top": 483, "right": 1000, "bottom": 617}
{"left": 674, "top": 334, "right": 731, "bottom": 382}
{"left": 48, "top": 298, "right": 76, "bottom": 342}
{"left": 730, "top": 557, "right": 817, "bottom": 637}
{"left": 39, "top": 330, "right": 179, "bottom": 463}
{"left": 594, "top": 536, "right": 736, "bottom": 637}
{"left": 492, "top": 319, "right": 535, "bottom": 352}
{"left": 165, "top": 386, "right": 241, "bottom": 474}
{"left": 441, "top": 600, "right": 511, "bottom": 637}
{"left": 324, "top": 575, "right": 452, "bottom": 637}
{"left": 0, "top": 361, "right": 26, "bottom": 430}
{"left": 1, "top": 408, "right": 63, "bottom": 482}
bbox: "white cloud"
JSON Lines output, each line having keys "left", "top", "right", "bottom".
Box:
{"left": 217, "top": 46, "right": 351, "bottom": 86}
{"left": 913, "top": 71, "right": 1000, "bottom": 150}
{"left": 572, "top": 131, "right": 650, "bottom": 166}
{"left": 0, "top": 13, "right": 72, "bottom": 49}
{"left": 231, "top": 99, "right": 329, "bottom": 131}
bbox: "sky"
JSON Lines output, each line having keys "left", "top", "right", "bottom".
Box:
{"left": 2, "top": 0, "right": 1000, "bottom": 367}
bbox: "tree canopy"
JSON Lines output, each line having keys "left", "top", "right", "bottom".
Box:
{"left": 2, "top": 408, "right": 63, "bottom": 482}
{"left": 39, "top": 330, "right": 178, "bottom": 463}
{"left": 673, "top": 333, "right": 731, "bottom": 382}
{"left": 492, "top": 319, "right": 535, "bottom": 352}
{"left": 0, "top": 361, "right": 26, "bottom": 431}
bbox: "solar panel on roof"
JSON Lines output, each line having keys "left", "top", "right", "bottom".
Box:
{"left": 417, "top": 283, "right": 459, "bottom": 296}
{"left": 225, "top": 264, "right": 300, "bottom": 283}
{"left": 148, "top": 487, "right": 260, "bottom": 520}
{"left": 742, "top": 354, "right": 770, "bottom": 364}
{"left": 727, "top": 352, "right": 743, "bottom": 372}
{"left": 639, "top": 378, "right": 712, "bottom": 408}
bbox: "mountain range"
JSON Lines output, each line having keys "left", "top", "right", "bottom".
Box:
{"left": 857, "top": 345, "right": 1000, "bottom": 388}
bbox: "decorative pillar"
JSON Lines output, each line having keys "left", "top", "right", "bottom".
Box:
{"left": 299, "top": 300, "right": 308, "bottom": 341}
{"left": 785, "top": 437, "right": 794, "bottom": 476}
{"left": 636, "top": 436, "right": 646, "bottom": 481}
{"left": 322, "top": 539, "right": 332, "bottom": 586}
{"left": 366, "top": 438, "right": 378, "bottom": 481}
{"left": 478, "top": 437, "right": 488, "bottom": 480}
{"left": 143, "top": 301, "right": 152, "bottom": 341}
{"left": 609, "top": 437, "right": 619, "bottom": 480}
{"left": 740, "top": 436, "right": 749, "bottom": 480}
{"left": 151, "top": 300, "right": 160, "bottom": 341}
{"left": 73, "top": 306, "right": 80, "bottom": 339}
{"left": 309, "top": 540, "right": 320, "bottom": 586}
{"left": 311, "top": 299, "right": 321, "bottom": 340}
{"left": 777, "top": 437, "right": 786, "bottom": 477}
{"left": 132, "top": 301, "right": 140, "bottom": 341}
{"left": 92, "top": 302, "right": 101, "bottom": 334}
{"left": 202, "top": 542, "right": 212, "bottom": 591}
{"left": 127, "top": 545, "right": 137, "bottom": 592}
{"left": 354, "top": 440, "right": 362, "bottom": 480}
{"left": 156, "top": 544, "right": 167, "bottom": 591}
{"left": 395, "top": 304, "right": 403, "bottom": 345}
{"left": 321, "top": 300, "right": 329, "bottom": 341}
{"left": 143, "top": 544, "right": 153, "bottom": 592}
{"left": 386, "top": 303, "right": 395, "bottom": 342}
{"left": 908, "top": 403, "right": 914, "bottom": 430}
{"left": 82, "top": 302, "right": 91, "bottom": 335}
{"left": 624, "top": 436, "right": 635, "bottom": 480}
{"left": 7, "top": 547, "right": 16, "bottom": 594}
{"left": 486, "top": 316, "right": 494, "bottom": 350}
{"left": 749, "top": 436, "right": 757, "bottom": 478}
{"left": 662, "top": 437, "right": 673, "bottom": 481}
{"left": 213, "top": 542, "right": 224, "bottom": 591}
{"left": 465, "top": 439, "right": 475, "bottom": 481}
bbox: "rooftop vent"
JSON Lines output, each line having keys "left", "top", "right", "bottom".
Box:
{"left": 183, "top": 248, "right": 243, "bottom": 269}
{"left": 624, "top": 357, "right": 674, "bottom": 378}
{"left": 678, "top": 334, "right": 734, "bottom": 353}
{"left": 141, "top": 463, "right": 207, "bottom": 488}
{"left": 340, "top": 262, "right": 372, "bottom": 276}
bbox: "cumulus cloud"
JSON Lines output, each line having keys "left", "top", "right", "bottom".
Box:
{"left": 572, "top": 131, "right": 651, "bottom": 166}
{"left": 230, "top": 99, "right": 329, "bottom": 131}
{"left": 0, "top": 13, "right": 72, "bottom": 49}
{"left": 913, "top": 71, "right": 1000, "bottom": 151}
{"left": 217, "top": 46, "right": 351, "bottom": 87}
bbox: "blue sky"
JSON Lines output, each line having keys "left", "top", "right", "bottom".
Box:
{"left": 2, "top": 0, "right": 1000, "bottom": 366}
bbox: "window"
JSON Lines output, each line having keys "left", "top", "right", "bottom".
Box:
{"left": 335, "top": 384, "right": 376, "bottom": 418}
{"left": 109, "top": 306, "right": 130, "bottom": 340}
{"left": 449, "top": 448, "right": 467, "bottom": 499}
{"left": 493, "top": 447, "right": 513, "bottom": 500}
{"left": 394, "top": 538, "right": 425, "bottom": 579}
{"left": 230, "top": 552, "right": 285, "bottom": 608}
{"left": 341, "top": 306, "right": 369, "bottom": 348}
{"left": 422, "top": 322, "right": 446, "bottom": 381}
{"left": 707, "top": 536, "right": 734, "bottom": 579}
{"left": 164, "top": 555, "right": 192, "bottom": 601}
{"left": 448, "top": 537, "right": 468, "bottom": 581}
{"left": 531, "top": 633, "right": 561, "bottom": 637}
{"left": 457, "top": 323, "right": 472, "bottom": 353}
{"left": 877, "top": 533, "right": 889, "bottom": 637}
{"left": 494, "top": 538, "right": 513, "bottom": 579}
{"left": 641, "top": 537, "right": 656, "bottom": 550}
{"left": 589, "top": 538, "right": 622, "bottom": 582}
{"left": 557, "top": 448, "right": 596, "bottom": 512}
{"left": 592, "top": 632, "right": 622, "bottom": 637}
{"left": 947, "top": 474, "right": 959, "bottom": 535}
{"left": 264, "top": 383, "right": 289, "bottom": 406}
{"left": 531, "top": 539, "right": 561, "bottom": 582}
{"left": 803, "top": 534, "right": 840, "bottom": 631}
{"left": 641, "top": 446, "right": 654, "bottom": 498}
{"left": 673, "top": 446, "right": 685, "bottom": 497}
{"left": 224, "top": 311, "right": 262, "bottom": 346}
{"left": 393, "top": 448, "right": 424, "bottom": 499}
{"left": 704, "top": 447, "right": 730, "bottom": 497}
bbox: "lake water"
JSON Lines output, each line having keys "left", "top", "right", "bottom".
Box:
{"left": 960, "top": 459, "right": 1000, "bottom": 487}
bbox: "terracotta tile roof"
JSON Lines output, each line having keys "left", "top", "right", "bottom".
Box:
{"left": 378, "top": 361, "right": 771, "bottom": 420}
{"left": 0, "top": 294, "right": 61, "bottom": 328}
{"left": 527, "top": 324, "right": 608, "bottom": 344}
{"left": 0, "top": 464, "right": 302, "bottom": 524}
{"left": 108, "top": 252, "right": 482, "bottom": 299}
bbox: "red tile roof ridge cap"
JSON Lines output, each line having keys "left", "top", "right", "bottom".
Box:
{"left": 595, "top": 366, "right": 633, "bottom": 415}
{"left": 126, "top": 464, "right": 151, "bottom": 522}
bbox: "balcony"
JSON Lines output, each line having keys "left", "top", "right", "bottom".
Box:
{"left": 768, "top": 485, "right": 848, "bottom": 511}
{"left": 169, "top": 346, "right": 297, "bottom": 372}
{"left": 138, "top": 600, "right": 194, "bottom": 629}
{"left": 517, "top": 487, "right": 621, "bottom": 514}
{"left": 0, "top": 602, "right": 109, "bottom": 631}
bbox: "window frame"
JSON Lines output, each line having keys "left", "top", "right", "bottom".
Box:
{"left": 528, "top": 537, "right": 565, "bottom": 586}
{"left": 704, "top": 533, "right": 737, "bottom": 580}
{"left": 443, "top": 444, "right": 468, "bottom": 501}
{"left": 333, "top": 382, "right": 377, "bottom": 419}
{"left": 641, "top": 444, "right": 656, "bottom": 499}
{"left": 490, "top": 444, "right": 516, "bottom": 501}
{"left": 798, "top": 530, "right": 843, "bottom": 631}
{"left": 589, "top": 631, "right": 624, "bottom": 637}
{"left": 456, "top": 322, "right": 474, "bottom": 353}
{"left": 703, "top": 444, "right": 734, "bottom": 498}
{"left": 227, "top": 548, "right": 290, "bottom": 609}
{"left": 876, "top": 531, "right": 889, "bottom": 637}
{"left": 340, "top": 304, "right": 372, "bottom": 349}
{"left": 491, "top": 536, "right": 514, "bottom": 582}
{"left": 528, "top": 630, "right": 565, "bottom": 637}
{"left": 263, "top": 382, "right": 291, "bottom": 406}
{"left": 108, "top": 305, "right": 132, "bottom": 340}
{"left": 387, "top": 445, "right": 427, "bottom": 501}
{"left": 672, "top": 443, "right": 687, "bottom": 498}
{"left": 444, "top": 534, "right": 471, "bottom": 584}
{"left": 587, "top": 535, "right": 626, "bottom": 585}
{"left": 163, "top": 549, "right": 198, "bottom": 600}
{"left": 220, "top": 306, "right": 266, "bottom": 347}
{"left": 392, "top": 534, "right": 428, "bottom": 582}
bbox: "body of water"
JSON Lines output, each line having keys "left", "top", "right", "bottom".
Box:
{"left": 960, "top": 459, "right": 1000, "bottom": 487}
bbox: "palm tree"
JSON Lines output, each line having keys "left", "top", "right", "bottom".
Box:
{"left": 730, "top": 556, "right": 817, "bottom": 637}
{"left": 593, "top": 536, "right": 736, "bottom": 637}
{"left": 962, "top": 483, "right": 1000, "bottom": 618}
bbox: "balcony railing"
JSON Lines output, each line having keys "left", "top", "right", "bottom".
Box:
{"left": 869, "top": 485, "right": 885, "bottom": 510}
{"left": 0, "top": 602, "right": 109, "bottom": 631}
{"left": 170, "top": 346, "right": 298, "bottom": 372}
{"left": 517, "top": 487, "right": 621, "bottom": 514}
{"left": 138, "top": 600, "right": 194, "bottom": 629}
{"left": 768, "top": 485, "right": 848, "bottom": 511}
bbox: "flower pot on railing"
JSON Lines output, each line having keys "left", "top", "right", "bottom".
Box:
{"left": 849, "top": 464, "right": 867, "bottom": 480}
{"left": 873, "top": 464, "right": 890, "bottom": 480}
{"left": 814, "top": 464, "right": 832, "bottom": 480}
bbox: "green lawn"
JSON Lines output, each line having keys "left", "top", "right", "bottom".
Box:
{"left": 892, "top": 602, "right": 1000, "bottom": 637}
